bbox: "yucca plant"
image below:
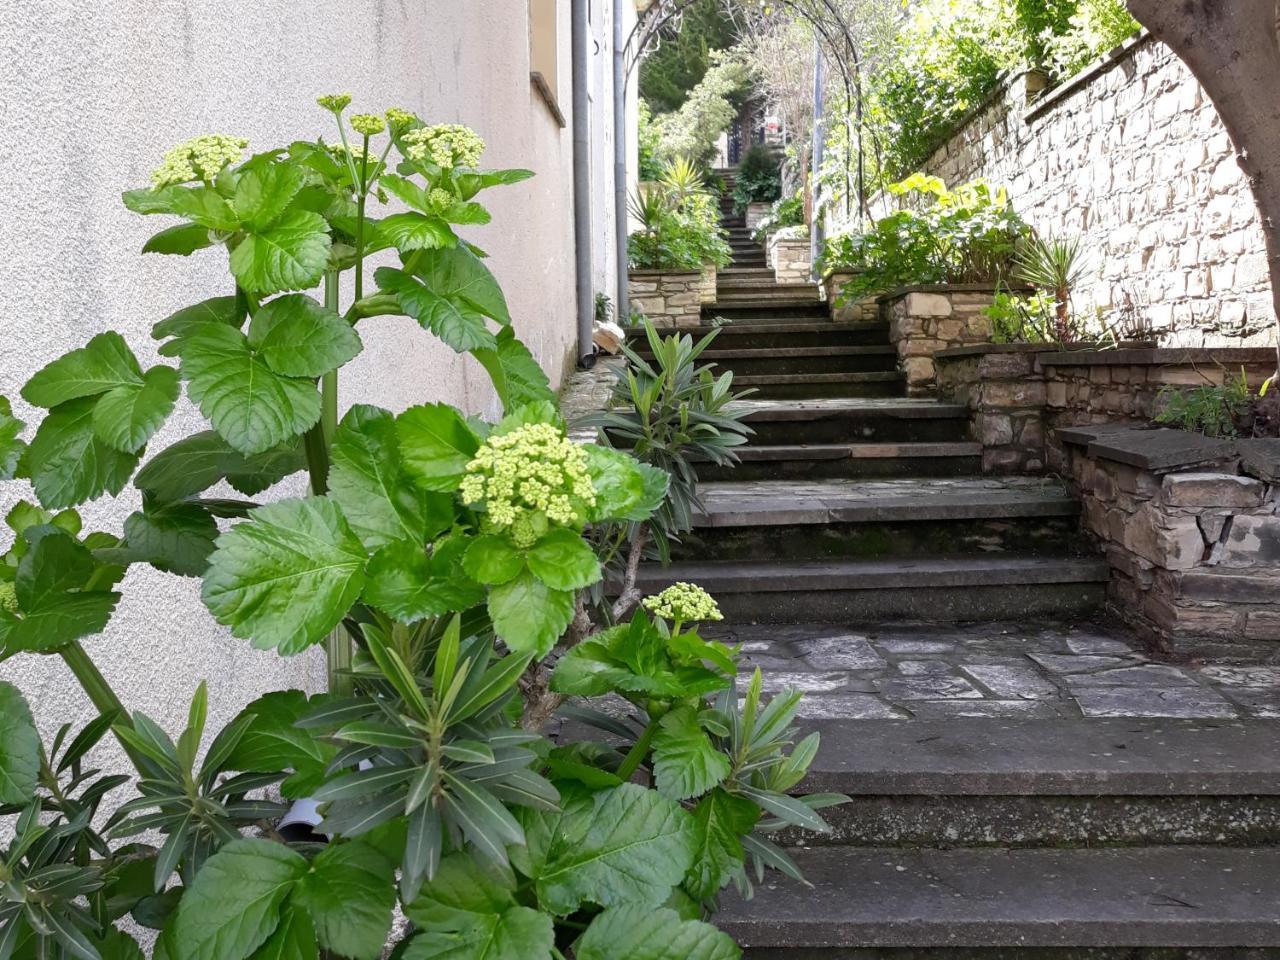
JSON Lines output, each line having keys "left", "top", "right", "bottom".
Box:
{"left": 1014, "top": 234, "right": 1088, "bottom": 344}
{"left": 659, "top": 156, "right": 706, "bottom": 203}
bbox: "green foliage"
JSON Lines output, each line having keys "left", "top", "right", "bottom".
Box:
{"left": 627, "top": 177, "right": 732, "bottom": 272}
{"left": 639, "top": 0, "right": 738, "bottom": 113}
{"left": 821, "top": 174, "right": 1029, "bottom": 302}
{"left": 1155, "top": 371, "right": 1254, "bottom": 438}
{"left": 646, "top": 56, "right": 751, "bottom": 167}
{"left": 1041, "top": 0, "right": 1140, "bottom": 77}
{"left": 731, "top": 145, "right": 781, "bottom": 214}
{"left": 752, "top": 194, "right": 804, "bottom": 243}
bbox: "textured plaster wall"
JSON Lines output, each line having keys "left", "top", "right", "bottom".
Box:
{"left": 918, "top": 36, "right": 1276, "bottom": 348}
{"left": 0, "top": 1, "right": 584, "bottom": 766}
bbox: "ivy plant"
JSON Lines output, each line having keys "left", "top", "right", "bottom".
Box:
{"left": 0, "top": 95, "right": 841, "bottom": 960}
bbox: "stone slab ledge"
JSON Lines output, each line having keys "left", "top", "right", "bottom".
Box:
{"left": 1056, "top": 425, "right": 1238, "bottom": 472}
{"left": 1038, "top": 347, "right": 1278, "bottom": 366}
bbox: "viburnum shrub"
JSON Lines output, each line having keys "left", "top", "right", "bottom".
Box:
{"left": 0, "top": 95, "right": 840, "bottom": 960}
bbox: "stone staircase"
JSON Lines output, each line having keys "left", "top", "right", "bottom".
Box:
{"left": 616, "top": 186, "right": 1280, "bottom": 956}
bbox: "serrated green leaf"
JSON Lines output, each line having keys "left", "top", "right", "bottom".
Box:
{"left": 583, "top": 445, "right": 668, "bottom": 523}
{"left": 229, "top": 209, "right": 331, "bottom": 295}
{"left": 0, "top": 681, "right": 39, "bottom": 805}
{"left": 471, "top": 328, "right": 555, "bottom": 413}
{"left": 534, "top": 782, "right": 696, "bottom": 914}
{"left": 172, "top": 838, "right": 307, "bottom": 960}
{"left": 685, "top": 789, "right": 757, "bottom": 900}
{"left": 142, "top": 222, "right": 215, "bottom": 256}
{"left": 0, "top": 396, "right": 26, "bottom": 481}
{"left": 460, "top": 535, "right": 524, "bottom": 586}
{"left": 454, "top": 169, "right": 535, "bottom": 201}
{"left": 91, "top": 365, "right": 180, "bottom": 453}
{"left": 224, "top": 691, "right": 336, "bottom": 799}
{"left": 375, "top": 267, "right": 495, "bottom": 353}
{"left": 152, "top": 297, "right": 245, "bottom": 343}
{"left": 22, "top": 332, "right": 144, "bottom": 408}
{"left": 248, "top": 905, "right": 317, "bottom": 960}
{"left": 18, "top": 397, "right": 141, "bottom": 509}
{"left": 293, "top": 842, "right": 395, "bottom": 960}
{"left": 328, "top": 405, "right": 453, "bottom": 550}
{"left": 169, "top": 186, "right": 240, "bottom": 231}
{"left": 576, "top": 905, "right": 739, "bottom": 960}
{"left": 180, "top": 324, "right": 321, "bottom": 456}
{"left": 378, "top": 213, "right": 456, "bottom": 251}
{"left": 201, "top": 497, "right": 367, "bottom": 654}
{"left": 233, "top": 163, "right": 306, "bottom": 231}
{"left": 487, "top": 571, "right": 573, "bottom": 658}
{"left": 135, "top": 431, "right": 304, "bottom": 502}
{"left": 247, "top": 295, "right": 362, "bottom": 379}
{"left": 123, "top": 186, "right": 182, "bottom": 215}
{"left": 363, "top": 535, "right": 483, "bottom": 622}
{"left": 525, "top": 528, "right": 600, "bottom": 591}
{"left": 410, "top": 246, "right": 511, "bottom": 325}
{"left": 121, "top": 501, "right": 218, "bottom": 577}
{"left": 402, "top": 906, "right": 552, "bottom": 960}
{"left": 395, "top": 403, "right": 479, "bottom": 492}
{"left": 651, "top": 706, "right": 730, "bottom": 800}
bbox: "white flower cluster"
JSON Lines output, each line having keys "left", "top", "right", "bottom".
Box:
{"left": 402, "top": 124, "right": 485, "bottom": 169}
{"left": 149, "top": 134, "right": 248, "bottom": 189}
{"left": 460, "top": 423, "right": 596, "bottom": 548}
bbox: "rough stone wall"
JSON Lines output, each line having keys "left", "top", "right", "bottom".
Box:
{"left": 921, "top": 37, "right": 1276, "bottom": 348}
{"left": 768, "top": 234, "right": 812, "bottom": 284}
{"left": 629, "top": 271, "right": 706, "bottom": 327}
{"left": 883, "top": 288, "right": 998, "bottom": 395}
{"left": 823, "top": 273, "right": 880, "bottom": 323}
{"left": 745, "top": 202, "right": 772, "bottom": 232}
{"left": 936, "top": 349, "right": 1046, "bottom": 473}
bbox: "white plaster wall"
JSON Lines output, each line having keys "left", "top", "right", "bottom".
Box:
{"left": 918, "top": 37, "right": 1276, "bottom": 348}
{"left": 0, "top": 0, "right": 583, "bottom": 766}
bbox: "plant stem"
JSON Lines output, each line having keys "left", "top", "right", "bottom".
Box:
{"left": 58, "top": 643, "right": 152, "bottom": 774}
{"left": 317, "top": 269, "right": 352, "bottom": 694}
{"left": 615, "top": 717, "right": 660, "bottom": 782}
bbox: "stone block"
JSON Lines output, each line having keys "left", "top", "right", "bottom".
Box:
{"left": 905, "top": 292, "right": 953, "bottom": 317}
{"left": 1163, "top": 472, "right": 1265, "bottom": 509}
{"left": 1244, "top": 611, "right": 1280, "bottom": 641}
{"left": 981, "top": 381, "right": 1046, "bottom": 408}
{"left": 1221, "top": 515, "right": 1280, "bottom": 566}
{"left": 1123, "top": 503, "right": 1207, "bottom": 570}
{"left": 980, "top": 415, "right": 1014, "bottom": 447}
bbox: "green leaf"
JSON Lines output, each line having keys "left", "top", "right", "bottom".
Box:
{"left": 438, "top": 201, "right": 491, "bottom": 226}
{"left": 651, "top": 706, "right": 730, "bottom": 800}
{"left": 395, "top": 403, "right": 479, "bottom": 492}
{"left": 471, "top": 328, "right": 555, "bottom": 413}
{"left": 18, "top": 397, "right": 140, "bottom": 509}
{"left": 0, "top": 681, "right": 39, "bottom": 805}
{"left": 377, "top": 213, "right": 456, "bottom": 252}
{"left": 293, "top": 842, "right": 395, "bottom": 960}
{"left": 233, "top": 163, "right": 306, "bottom": 231}
{"left": 121, "top": 501, "right": 218, "bottom": 577}
{"left": 487, "top": 571, "right": 573, "bottom": 658}
{"left": 583, "top": 445, "right": 668, "bottom": 523}
{"left": 377, "top": 175, "right": 435, "bottom": 213}
{"left": 454, "top": 169, "right": 535, "bottom": 201}
{"left": 143, "top": 222, "right": 215, "bottom": 256}
{"left": 328, "top": 405, "right": 452, "bottom": 550}
{"left": 224, "top": 691, "right": 335, "bottom": 799}
{"left": 123, "top": 186, "right": 182, "bottom": 215}
{"left": 180, "top": 324, "right": 321, "bottom": 456}
{"left": 534, "top": 783, "right": 696, "bottom": 914}
{"left": 411, "top": 245, "right": 511, "bottom": 325}
{"left": 403, "top": 907, "right": 551, "bottom": 960}
{"left": 172, "top": 838, "right": 307, "bottom": 960}
{"left": 684, "top": 789, "right": 757, "bottom": 900}
{"left": 135, "top": 431, "right": 303, "bottom": 502}
{"left": 375, "top": 268, "right": 495, "bottom": 354}
{"left": 152, "top": 297, "right": 245, "bottom": 344}
{"left": 460, "top": 535, "right": 524, "bottom": 586}
{"left": 248, "top": 906, "right": 317, "bottom": 960}
{"left": 247, "top": 295, "right": 362, "bottom": 378}
{"left": 0, "top": 396, "right": 26, "bottom": 481}
{"left": 91, "top": 365, "right": 180, "bottom": 453}
{"left": 169, "top": 186, "right": 240, "bottom": 231}
{"left": 364, "top": 535, "right": 483, "bottom": 622}
{"left": 229, "top": 209, "right": 331, "bottom": 295}
{"left": 576, "top": 905, "right": 739, "bottom": 960}
{"left": 22, "top": 332, "right": 144, "bottom": 408}
{"left": 201, "top": 497, "right": 367, "bottom": 654}
{"left": 526, "top": 528, "right": 600, "bottom": 591}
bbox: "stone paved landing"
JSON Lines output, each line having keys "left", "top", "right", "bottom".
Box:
{"left": 709, "top": 620, "right": 1280, "bottom": 720}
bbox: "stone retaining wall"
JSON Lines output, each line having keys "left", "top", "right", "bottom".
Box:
{"left": 917, "top": 34, "right": 1275, "bottom": 347}
{"left": 880, "top": 285, "right": 1000, "bottom": 396}
{"left": 767, "top": 232, "right": 811, "bottom": 284}
{"left": 745, "top": 202, "right": 771, "bottom": 232}
{"left": 822, "top": 272, "right": 880, "bottom": 323}
{"left": 628, "top": 270, "right": 707, "bottom": 327}
{"left": 1059, "top": 426, "right": 1280, "bottom": 652}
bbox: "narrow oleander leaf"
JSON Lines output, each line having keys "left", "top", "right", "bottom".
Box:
{"left": 135, "top": 431, "right": 304, "bottom": 502}
{"left": 180, "top": 324, "right": 321, "bottom": 456}
{"left": 293, "top": 841, "right": 396, "bottom": 960}
{"left": 651, "top": 706, "right": 731, "bottom": 801}
{"left": 246, "top": 294, "right": 362, "bottom": 379}
{"left": 142, "top": 222, "right": 215, "bottom": 256}
{"left": 172, "top": 838, "right": 307, "bottom": 960}
{"left": 395, "top": 402, "right": 480, "bottom": 492}
{"left": 0, "top": 396, "right": 26, "bottom": 481}
{"left": 534, "top": 782, "right": 697, "bottom": 914}
{"left": 229, "top": 209, "right": 331, "bottom": 295}
{"left": 19, "top": 397, "right": 141, "bottom": 509}
{"left": 377, "top": 212, "right": 456, "bottom": 251}
{"left": 201, "top": 497, "right": 367, "bottom": 654}
{"left": 576, "top": 905, "right": 739, "bottom": 960}
{"left": 737, "top": 785, "right": 832, "bottom": 834}
{"left": 684, "top": 788, "right": 758, "bottom": 900}
{"left": 0, "top": 682, "right": 39, "bottom": 805}
{"left": 525, "top": 528, "right": 600, "bottom": 591}
{"left": 460, "top": 535, "right": 524, "bottom": 586}
{"left": 328, "top": 405, "right": 453, "bottom": 550}
{"left": 487, "top": 571, "right": 574, "bottom": 659}
{"left": 363, "top": 535, "right": 483, "bottom": 622}
{"left": 375, "top": 267, "right": 495, "bottom": 353}
{"left": 121, "top": 500, "right": 218, "bottom": 577}
{"left": 91, "top": 365, "right": 181, "bottom": 453}
{"left": 22, "top": 332, "right": 144, "bottom": 408}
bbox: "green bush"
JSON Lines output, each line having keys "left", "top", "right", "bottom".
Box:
{"left": 648, "top": 56, "right": 751, "bottom": 167}
{"left": 628, "top": 165, "right": 732, "bottom": 271}
{"left": 731, "top": 144, "right": 781, "bottom": 213}
{"left": 753, "top": 194, "right": 804, "bottom": 242}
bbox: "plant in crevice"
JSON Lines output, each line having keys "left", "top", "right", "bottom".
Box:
{"left": 1013, "top": 234, "right": 1087, "bottom": 344}
{"left": 1154, "top": 368, "right": 1254, "bottom": 438}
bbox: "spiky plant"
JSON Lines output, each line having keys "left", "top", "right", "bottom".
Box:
{"left": 1014, "top": 234, "right": 1088, "bottom": 343}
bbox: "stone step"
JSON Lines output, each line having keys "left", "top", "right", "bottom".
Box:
{"left": 729, "top": 398, "right": 971, "bottom": 444}
{"left": 732, "top": 370, "right": 906, "bottom": 399}
{"left": 703, "top": 301, "right": 831, "bottom": 322}
{"left": 698, "top": 345, "right": 899, "bottom": 377}
{"left": 673, "top": 478, "right": 1086, "bottom": 561}
{"left": 718, "top": 846, "right": 1280, "bottom": 954}
{"left": 695, "top": 442, "right": 981, "bottom": 481}
{"left": 715, "top": 284, "right": 821, "bottom": 301}
{"left": 635, "top": 556, "right": 1108, "bottom": 621}
{"left": 631, "top": 321, "right": 890, "bottom": 350}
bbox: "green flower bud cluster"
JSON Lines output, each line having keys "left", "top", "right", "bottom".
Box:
{"left": 316, "top": 92, "right": 352, "bottom": 113}
{"left": 385, "top": 107, "right": 418, "bottom": 134}
{"left": 402, "top": 124, "right": 485, "bottom": 169}
{"left": 149, "top": 134, "right": 248, "bottom": 189}
{"left": 460, "top": 423, "right": 596, "bottom": 548}
{"left": 428, "top": 187, "right": 455, "bottom": 210}
{"left": 643, "top": 582, "right": 723, "bottom": 624}
{"left": 350, "top": 113, "right": 386, "bottom": 136}
{"left": 0, "top": 580, "right": 16, "bottom": 615}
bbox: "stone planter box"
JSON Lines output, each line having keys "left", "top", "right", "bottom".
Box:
{"left": 766, "top": 231, "right": 811, "bottom": 284}
{"left": 744, "top": 202, "right": 772, "bottom": 231}
{"left": 699, "top": 264, "right": 717, "bottom": 304}
{"left": 1058, "top": 424, "right": 1280, "bottom": 653}
{"left": 878, "top": 284, "right": 1004, "bottom": 396}
{"left": 821, "top": 271, "right": 879, "bottom": 323}
{"left": 628, "top": 269, "right": 704, "bottom": 328}
{"left": 935, "top": 344, "right": 1048, "bottom": 474}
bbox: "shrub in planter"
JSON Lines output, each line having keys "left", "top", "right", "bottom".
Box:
{"left": 730, "top": 144, "right": 781, "bottom": 214}
{"left": 752, "top": 194, "right": 804, "bottom": 243}
{"left": 0, "top": 96, "right": 838, "bottom": 960}
{"left": 628, "top": 162, "right": 732, "bottom": 272}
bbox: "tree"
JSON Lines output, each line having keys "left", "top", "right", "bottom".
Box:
{"left": 640, "top": 0, "right": 739, "bottom": 111}
{"left": 1125, "top": 0, "right": 1280, "bottom": 364}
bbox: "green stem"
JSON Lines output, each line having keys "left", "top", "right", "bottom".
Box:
{"left": 355, "top": 135, "right": 370, "bottom": 303}
{"left": 318, "top": 269, "right": 351, "bottom": 695}
{"left": 321, "top": 271, "right": 341, "bottom": 446}
{"left": 59, "top": 643, "right": 152, "bottom": 775}
{"left": 615, "top": 718, "right": 660, "bottom": 781}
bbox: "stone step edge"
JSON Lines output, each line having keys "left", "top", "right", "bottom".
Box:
{"left": 698, "top": 442, "right": 982, "bottom": 461}
{"left": 728, "top": 400, "right": 968, "bottom": 421}
{"left": 629, "top": 321, "right": 887, "bottom": 337}
{"left": 716, "top": 845, "right": 1280, "bottom": 949}
{"left": 696, "top": 345, "right": 897, "bottom": 358}
{"left": 733, "top": 372, "right": 906, "bottom": 385}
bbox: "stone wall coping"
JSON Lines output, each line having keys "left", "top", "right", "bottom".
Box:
{"left": 1237, "top": 439, "right": 1280, "bottom": 483}
{"left": 935, "top": 343, "right": 1054, "bottom": 360}
{"left": 628, "top": 268, "right": 703, "bottom": 278}
{"left": 1037, "top": 347, "right": 1277, "bottom": 367}
{"left": 1023, "top": 31, "right": 1153, "bottom": 124}
{"left": 1056, "top": 424, "right": 1238, "bottom": 472}
{"left": 875, "top": 282, "right": 1013, "bottom": 304}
